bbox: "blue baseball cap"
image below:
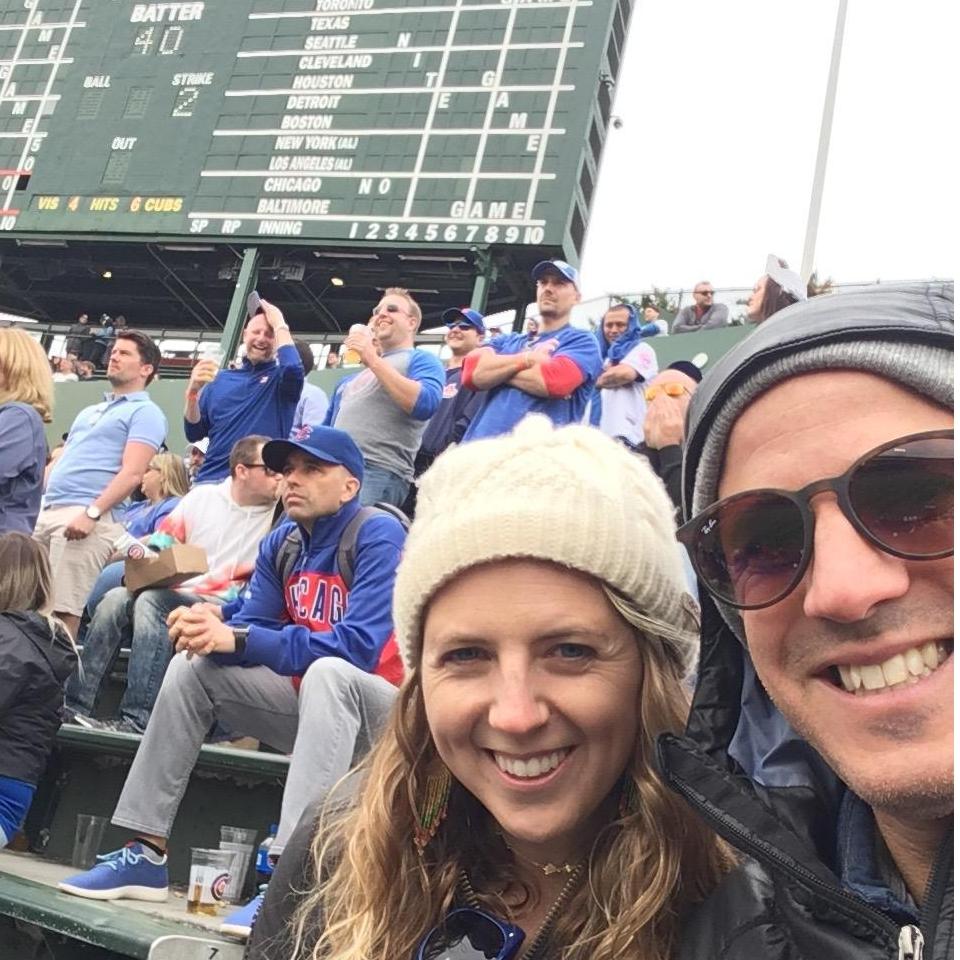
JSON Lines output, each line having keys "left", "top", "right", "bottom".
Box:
{"left": 441, "top": 307, "right": 485, "bottom": 333}
{"left": 531, "top": 259, "right": 580, "bottom": 290}
{"left": 262, "top": 425, "right": 364, "bottom": 484}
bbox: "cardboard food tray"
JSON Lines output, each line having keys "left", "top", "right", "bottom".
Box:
{"left": 124, "top": 544, "right": 208, "bottom": 594}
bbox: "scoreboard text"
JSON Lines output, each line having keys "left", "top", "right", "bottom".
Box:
{"left": 0, "top": 0, "right": 621, "bottom": 249}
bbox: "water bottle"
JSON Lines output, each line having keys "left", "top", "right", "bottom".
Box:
{"left": 255, "top": 823, "right": 278, "bottom": 885}
{"left": 113, "top": 532, "right": 158, "bottom": 561}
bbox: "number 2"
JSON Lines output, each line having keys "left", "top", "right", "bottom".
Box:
{"left": 172, "top": 87, "right": 199, "bottom": 117}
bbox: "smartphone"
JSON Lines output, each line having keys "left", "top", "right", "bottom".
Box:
{"left": 246, "top": 289, "right": 263, "bottom": 319}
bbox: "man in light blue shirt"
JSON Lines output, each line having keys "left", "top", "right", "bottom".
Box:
{"left": 35, "top": 331, "right": 168, "bottom": 637}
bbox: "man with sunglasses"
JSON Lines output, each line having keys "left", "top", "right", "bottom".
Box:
{"left": 672, "top": 281, "right": 729, "bottom": 334}
{"left": 331, "top": 288, "right": 444, "bottom": 507}
{"left": 635, "top": 360, "right": 701, "bottom": 511}
{"left": 461, "top": 260, "right": 602, "bottom": 439}
{"left": 659, "top": 283, "right": 953, "bottom": 960}
{"left": 413, "top": 307, "right": 486, "bottom": 477}
{"left": 66, "top": 435, "right": 280, "bottom": 734}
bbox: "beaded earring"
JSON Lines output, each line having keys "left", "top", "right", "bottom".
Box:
{"left": 414, "top": 762, "right": 452, "bottom": 853}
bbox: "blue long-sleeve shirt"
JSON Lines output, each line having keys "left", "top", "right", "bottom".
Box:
{"left": 213, "top": 499, "right": 406, "bottom": 683}
{"left": 186, "top": 345, "right": 304, "bottom": 482}
{"left": 322, "top": 373, "right": 357, "bottom": 427}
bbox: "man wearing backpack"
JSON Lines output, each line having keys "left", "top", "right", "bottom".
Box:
{"left": 58, "top": 426, "right": 406, "bottom": 929}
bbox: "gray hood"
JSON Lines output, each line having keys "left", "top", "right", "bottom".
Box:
{"left": 677, "top": 281, "right": 954, "bottom": 790}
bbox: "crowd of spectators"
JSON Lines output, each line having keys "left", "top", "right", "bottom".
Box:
{"left": 0, "top": 265, "right": 952, "bottom": 960}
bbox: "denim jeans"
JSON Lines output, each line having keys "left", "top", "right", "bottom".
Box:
{"left": 66, "top": 586, "right": 208, "bottom": 732}
{"left": 76, "top": 561, "right": 125, "bottom": 646}
{"left": 359, "top": 463, "right": 409, "bottom": 508}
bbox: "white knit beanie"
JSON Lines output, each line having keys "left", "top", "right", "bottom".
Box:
{"left": 393, "top": 416, "right": 700, "bottom": 677}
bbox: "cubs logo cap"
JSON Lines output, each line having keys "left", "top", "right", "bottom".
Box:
{"left": 262, "top": 425, "right": 364, "bottom": 483}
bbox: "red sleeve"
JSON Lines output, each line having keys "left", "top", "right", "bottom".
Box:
{"left": 460, "top": 351, "right": 481, "bottom": 390}
{"left": 540, "top": 355, "right": 585, "bottom": 397}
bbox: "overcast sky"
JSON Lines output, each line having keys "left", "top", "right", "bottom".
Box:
{"left": 578, "top": 0, "right": 955, "bottom": 299}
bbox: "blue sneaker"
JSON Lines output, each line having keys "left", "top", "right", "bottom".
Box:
{"left": 58, "top": 842, "right": 169, "bottom": 901}
{"left": 219, "top": 892, "right": 264, "bottom": 938}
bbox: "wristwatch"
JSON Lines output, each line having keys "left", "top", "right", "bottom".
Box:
{"left": 231, "top": 626, "right": 250, "bottom": 654}
{"left": 84, "top": 505, "right": 102, "bottom": 521}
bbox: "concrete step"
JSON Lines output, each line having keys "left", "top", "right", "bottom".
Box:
{"left": 0, "top": 850, "right": 245, "bottom": 960}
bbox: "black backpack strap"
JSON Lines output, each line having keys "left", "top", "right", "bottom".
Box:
{"left": 336, "top": 503, "right": 410, "bottom": 590}
{"left": 274, "top": 527, "right": 303, "bottom": 586}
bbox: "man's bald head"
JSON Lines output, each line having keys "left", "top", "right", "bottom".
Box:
{"left": 647, "top": 368, "right": 698, "bottom": 394}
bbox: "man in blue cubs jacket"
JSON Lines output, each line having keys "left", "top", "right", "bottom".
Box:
{"left": 59, "top": 426, "right": 405, "bottom": 911}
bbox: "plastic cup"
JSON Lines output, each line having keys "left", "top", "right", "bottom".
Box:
{"left": 71, "top": 814, "right": 108, "bottom": 869}
{"left": 194, "top": 346, "right": 224, "bottom": 383}
{"left": 342, "top": 323, "right": 370, "bottom": 365}
{"left": 219, "top": 826, "right": 257, "bottom": 903}
{"left": 198, "top": 344, "right": 225, "bottom": 365}
{"left": 186, "top": 847, "right": 234, "bottom": 916}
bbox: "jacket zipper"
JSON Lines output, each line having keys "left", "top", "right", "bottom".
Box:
{"left": 918, "top": 828, "right": 952, "bottom": 941}
{"left": 667, "top": 775, "right": 905, "bottom": 949}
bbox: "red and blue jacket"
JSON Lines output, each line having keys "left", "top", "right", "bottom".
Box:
{"left": 212, "top": 498, "right": 405, "bottom": 685}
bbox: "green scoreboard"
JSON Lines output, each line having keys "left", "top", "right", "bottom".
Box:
{"left": 0, "top": 0, "right": 629, "bottom": 257}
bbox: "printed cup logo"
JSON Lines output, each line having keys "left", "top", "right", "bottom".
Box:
{"left": 113, "top": 532, "right": 151, "bottom": 560}
{"left": 113, "top": 533, "right": 157, "bottom": 560}
{"left": 187, "top": 858, "right": 233, "bottom": 914}
{"left": 211, "top": 871, "right": 230, "bottom": 902}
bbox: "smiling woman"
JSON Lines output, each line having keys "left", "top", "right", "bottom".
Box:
{"left": 257, "top": 416, "right": 732, "bottom": 960}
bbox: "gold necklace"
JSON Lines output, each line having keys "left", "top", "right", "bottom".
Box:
{"left": 499, "top": 836, "right": 581, "bottom": 876}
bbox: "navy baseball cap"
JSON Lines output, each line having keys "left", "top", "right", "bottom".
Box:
{"left": 262, "top": 425, "right": 364, "bottom": 484}
{"left": 531, "top": 259, "right": 580, "bottom": 290}
{"left": 441, "top": 307, "right": 485, "bottom": 333}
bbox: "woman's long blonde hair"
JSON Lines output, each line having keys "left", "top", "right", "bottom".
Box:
{"left": 0, "top": 328, "right": 54, "bottom": 422}
{"left": 0, "top": 532, "right": 74, "bottom": 652}
{"left": 288, "top": 603, "right": 732, "bottom": 960}
{"left": 147, "top": 452, "right": 190, "bottom": 500}
{"left": 0, "top": 532, "right": 54, "bottom": 614}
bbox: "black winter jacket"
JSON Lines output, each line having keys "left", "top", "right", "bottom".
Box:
{"left": 0, "top": 611, "right": 77, "bottom": 784}
{"left": 658, "top": 283, "right": 954, "bottom": 960}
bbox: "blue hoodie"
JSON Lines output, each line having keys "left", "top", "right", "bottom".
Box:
{"left": 213, "top": 498, "right": 405, "bottom": 684}
{"left": 589, "top": 304, "right": 657, "bottom": 427}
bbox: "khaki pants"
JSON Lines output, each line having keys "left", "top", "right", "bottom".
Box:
{"left": 33, "top": 505, "right": 124, "bottom": 617}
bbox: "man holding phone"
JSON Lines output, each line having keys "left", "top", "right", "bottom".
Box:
{"left": 184, "top": 296, "right": 304, "bottom": 483}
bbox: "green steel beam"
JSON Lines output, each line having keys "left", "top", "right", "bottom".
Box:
{"left": 469, "top": 249, "right": 497, "bottom": 314}
{"left": 219, "top": 247, "right": 260, "bottom": 366}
